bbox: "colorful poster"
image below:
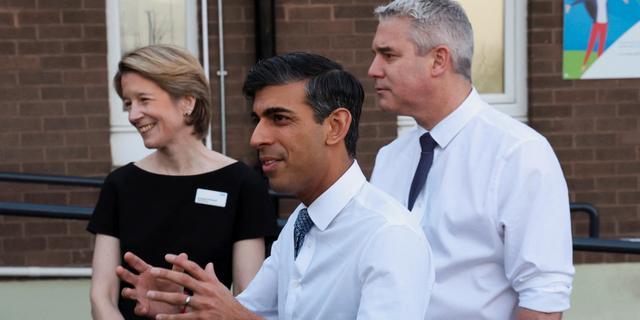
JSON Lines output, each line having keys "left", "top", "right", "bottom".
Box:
{"left": 563, "top": 0, "right": 640, "bottom": 79}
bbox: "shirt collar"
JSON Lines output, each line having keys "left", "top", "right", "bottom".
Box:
{"left": 295, "top": 160, "right": 366, "bottom": 231}
{"left": 424, "top": 87, "right": 486, "bottom": 149}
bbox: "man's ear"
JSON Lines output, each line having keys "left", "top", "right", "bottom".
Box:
{"left": 430, "top": 45, "right": 450, "bottom": 77}
{"left": 324, "top": 108, "right": 352, "bottom": 147}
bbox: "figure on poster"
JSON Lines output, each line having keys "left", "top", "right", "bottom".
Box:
{"left": 565, "top": 0, "right": 630, "bottom": 70}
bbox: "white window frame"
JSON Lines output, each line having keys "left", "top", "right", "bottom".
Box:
{"left": 398, "top": 0, "right": 527, "bottom": 135}
{"left": 106, "top": 0, "right": 199, "bottom": 167}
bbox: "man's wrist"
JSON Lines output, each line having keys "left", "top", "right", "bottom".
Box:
{"left": 231, "top": 300, "right": 262, "bottom": 320}
{"left": 516, "top": 307, "right": 562, "bottom": 320}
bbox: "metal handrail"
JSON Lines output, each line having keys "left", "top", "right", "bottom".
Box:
{"left": 1, "top": 172, "right": 638, "bottom": 254}
{"left": 268, "top": 190, "right": 296, "bottom": 199}
{"left": 0, "top": 202, "right": 92, "bottom": 220}
{"left": 0, "top": 172, "right": 296, "bottom": 199}
{"left": 3, "top": 201, "right": 638, "bottom": 254}
{"left": 0, "top": 200, "right": 638, "bottom": 254}
{"left": 570, "top": 202, "right": 599, "bottom": 238}
{"left": 573, "top": 237, "right": 640, "bottom": 254}
{"left": 0, "top": 172, "right": 103, "bottom": 188}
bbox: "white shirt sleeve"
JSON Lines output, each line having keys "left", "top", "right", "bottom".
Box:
{"left": 496, "top": 139, "right": 575, "bottom": 312}
{"left": 356, "top": 224, "right": 434, "bottom": 320}
{"left": 236, "top": 238, "right": 280, "bottom": 319}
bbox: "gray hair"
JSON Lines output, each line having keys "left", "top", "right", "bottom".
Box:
{"left": 375, "top": 0, "right": 474, "bottom": 81}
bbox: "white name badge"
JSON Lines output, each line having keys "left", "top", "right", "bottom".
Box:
{"left": 195, "top": 188, "right": 228, "bottom": 207}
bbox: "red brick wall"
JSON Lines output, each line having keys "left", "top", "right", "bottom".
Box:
{"left": 0, "top": 0, "right": 110, "bottom": 266}
{"left": 528, "top": 1, "right": 640, "bottom": 263}
{"left": 1, "top": 0, "right": 638, "bottom": 267}
{"left": 207, "top": 0, "right": 260, "bottom": 166}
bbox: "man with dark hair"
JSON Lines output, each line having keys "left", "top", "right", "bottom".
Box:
{"left": 117, "top": 52, "right": 434, "bottom": 320}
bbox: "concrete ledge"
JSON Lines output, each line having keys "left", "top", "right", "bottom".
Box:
{"left": 0, "top": 278, "right": 91, "bottom": 320}
{"left": 566, "top": 262, "right": 640, "bottom": 320}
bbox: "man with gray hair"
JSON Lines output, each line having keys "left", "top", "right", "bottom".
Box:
{"left": 368, "top": 1, "right": 575, "bottom": 319}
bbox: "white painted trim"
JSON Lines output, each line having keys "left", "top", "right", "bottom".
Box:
{"left": 494, "top": 0, "right": 528, "bottom": 121}
{"left": 216, "top": 0, "right": 227, "bottom": 154}
{"left": 186, "top": 1, "right": 199, "bottom": 58}
{"left": 397, "top": 116, "right": 417, "bottom": 136}
{"left": 201, "top": 0, "right": 212, "bottom": 149}
{"left": 482, "top": 1, "right": 514, "bottom": 105}
{"left": 0, "top": 267, "right": 91, "bottom": 278}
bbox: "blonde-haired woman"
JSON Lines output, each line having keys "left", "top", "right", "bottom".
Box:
{"left": 88, "top": 45, "right": 276, "bottom": 319}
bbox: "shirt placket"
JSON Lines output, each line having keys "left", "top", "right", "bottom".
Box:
{"left": 283, "top": 232, "right": 316, "bottom": 320}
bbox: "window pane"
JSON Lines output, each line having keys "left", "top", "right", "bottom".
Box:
{"left": 459, "top": 0, "right": 505, "bottom": 94}
{"left": 119, "top": 0, "right": 191, "bottom": 54}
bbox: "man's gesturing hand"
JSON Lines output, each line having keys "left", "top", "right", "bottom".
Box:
{"left": 116, "top": 252, "right": 188, "bottom": 317}
{"left": 148, "top": 254, "right": 261, "bottom": 320}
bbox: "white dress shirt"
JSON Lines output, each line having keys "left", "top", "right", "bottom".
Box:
{"left": 238, "top": 161, "right": 434, "bottom": 320}
{"left": 371, "top": 89, "right": 575, "bottom": 320}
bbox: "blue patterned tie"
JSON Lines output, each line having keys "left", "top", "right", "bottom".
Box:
{"left": 408, "top": 133, "right": 437, "bottom": 211}
{"left": 294, "top": 208, "right": 314, "bottom": 259}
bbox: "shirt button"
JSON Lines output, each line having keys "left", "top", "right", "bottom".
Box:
{"left": 293, "top": 280, "right": 301, "bottom": 288}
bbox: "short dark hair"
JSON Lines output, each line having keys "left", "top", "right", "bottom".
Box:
{"left": 243, "top": 52, "right": 364, "bottom": 158}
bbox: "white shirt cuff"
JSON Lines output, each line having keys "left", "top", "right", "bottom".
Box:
{"left": 517, "top": 282, "right": 573, "bottom": 312}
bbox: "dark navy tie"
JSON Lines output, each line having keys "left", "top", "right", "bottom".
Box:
{"left": 408, "top": 133, "right": 437, "bottom": 211}
{"left": 294, "top": 208, "right": 314, "bottom": 259}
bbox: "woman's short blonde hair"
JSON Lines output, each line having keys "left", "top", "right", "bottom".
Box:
{"left": 114, "top": 45, "right": 211, "bottom": 139}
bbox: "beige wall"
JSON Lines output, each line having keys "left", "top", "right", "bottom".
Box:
{"left": 0, "top": 279, "right": 91, "bottom": 319}
{"left": 565, "top": 263, "right": 640, "bottom": 320}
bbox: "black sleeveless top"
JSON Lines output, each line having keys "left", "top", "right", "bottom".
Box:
{"left": 87, "top": 161, "right": 277, "bottom": 319}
